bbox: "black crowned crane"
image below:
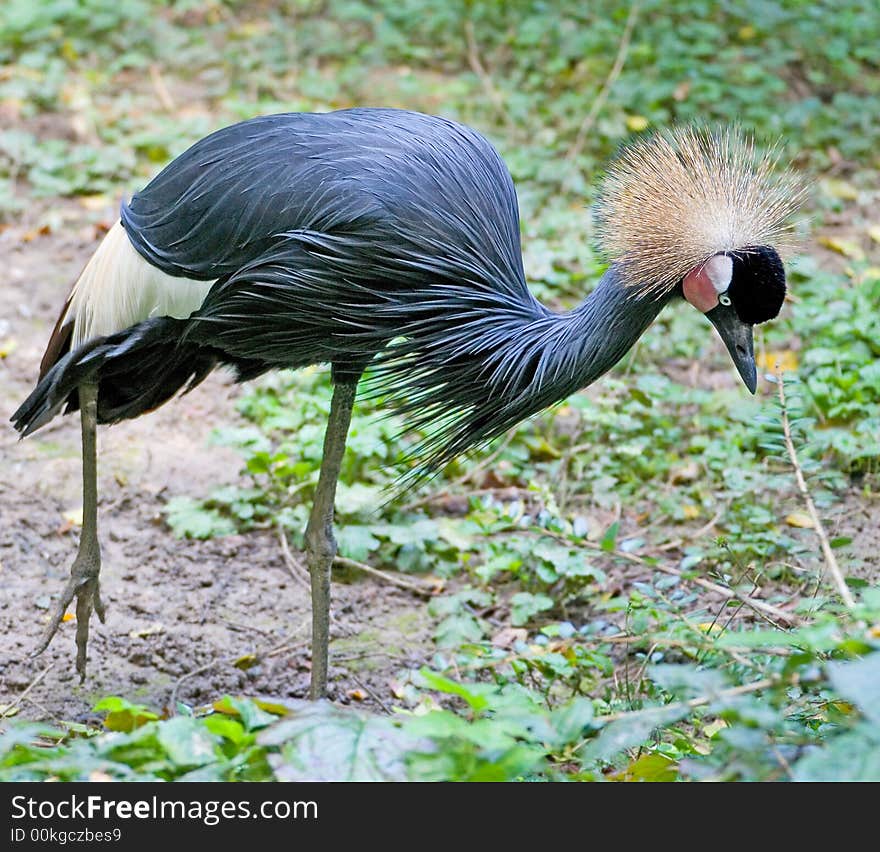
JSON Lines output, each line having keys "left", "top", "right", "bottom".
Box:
{"left": 12, "top": 109, "right": 800, "bottom": 698}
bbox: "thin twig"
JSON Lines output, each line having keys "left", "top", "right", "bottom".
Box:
{"left": 776, "top": 376, "right": 855, "bottom": 609}
{"left": 333, "top": 555, "right": 434, "bottom": 598}
{"left": 464, "top": 20, "right": 513, "bottom": 130}
{"left": 149, "top": 64, "right": 176, "bottom": 112}
{"left": 565, "top": 0, "right": 641, "bottom": 164}
{"left": 170, "top": 619, "right": 310, "bottom": 708}
{"left": 277, "top": 523, "right": 310, "bottom": 589}
{"left": 350, "top": 674, "right": 393, "bottom": 715}
{"left": 656, "top": 508, "right": 725, "bottom": 551}
{"left": 1, "top": 663, "right": 54, "bottom": 719}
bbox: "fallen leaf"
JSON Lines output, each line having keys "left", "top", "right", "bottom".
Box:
{"left": 128, "top": 622, "right": 165, "bottom": 639}
{"left": 62, "top": 612, "right": 75, "bottom": 623}
{"left": 670, "top": 461, "right": 700, "bottom": 483}
{"left": 0, "top": 338, "right": 17, "bottom": 358}
{"left": 673, "top": 80, "right": 691, "bottom": 101}
{"left": 757, "top": 349, "right": 798, "bottom": 374}
{"left": 867, "top": 225, "right": 880, "bottom": 245}
{"left": 818, "top": 235, "right": 864, "bottom": 260}
{"left": 0, "top": 704, "right": 20, "bottom": 718}
{"left": 252, "top": 698, "right": 289, "bottom": 717}
{"left": 821, "top": 178, "right": 859, "bottom": 201}
{"left": 347, "top": 688, "right": 368, "bottom": 702}
{"left": 78, "top": 194, "right": 111, "bottom": 211}
{"left": 682, "top": 504, "right": 700, "bottom": 520}
{"left": 703, "top": 718, "right": 728, "bottom": 738}
{"left": 88, "top": 771, "right": 113, "bottom": 782}
{"left": 492, "top": 627, "right": 528, "bottom": 648}
{"left": 62, "top": 506, "right": 83, "bottom": 527}
{"left": 625, "top": 115, "right": 649, "bottom": 132}
{"left": 233, "top": 653, "right": 258, "bottom": 670}
{"left": 785, "top": 512, "right": 814, "bottom": 529}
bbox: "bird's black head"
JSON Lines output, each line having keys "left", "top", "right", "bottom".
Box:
{"left": 725, "top": 245, "right": 786, "bottom": 325}
{"left": 682, "top": 245, "right": 786, "bottom": 394}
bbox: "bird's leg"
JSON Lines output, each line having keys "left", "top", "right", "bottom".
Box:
{"left": 33, "top": 381, "right": 105, "bottom": 680}
{"left": 305, "top": 374, "right": 359, "bottom": 700}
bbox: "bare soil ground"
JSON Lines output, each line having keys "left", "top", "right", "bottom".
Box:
{"left": 0, "top": 203, "right": 434, "bottom": 723}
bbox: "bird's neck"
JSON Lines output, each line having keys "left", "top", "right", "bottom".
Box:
{"left": 381, "top": 263, "right": 675, "bottom": 475}
{"left": 559, "top": 264, "right": 672, "bottom": 390}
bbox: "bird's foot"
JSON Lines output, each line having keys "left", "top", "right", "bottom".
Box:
{"left": 33, "top": 542, "right": 105, "bottom": 681}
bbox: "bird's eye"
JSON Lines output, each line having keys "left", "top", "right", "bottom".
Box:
{"left": 719, "top": 292, "right": 732, "bottom": 306}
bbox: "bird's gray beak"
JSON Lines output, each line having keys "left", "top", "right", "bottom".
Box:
{"left": 705, "top": 302, "right": 757, "bottom": 394}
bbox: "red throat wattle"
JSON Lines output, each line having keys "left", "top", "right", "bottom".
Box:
{"left": 683, "top": 254, "right": 733, "bottom": 314}
{"left": 683, "top": 265, "right": 720, "bottom": 313}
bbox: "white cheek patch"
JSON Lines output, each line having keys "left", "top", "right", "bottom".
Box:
{"left": 704, "top": 254, "right": 733, "bottom": 294}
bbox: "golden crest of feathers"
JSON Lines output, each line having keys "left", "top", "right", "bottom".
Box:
{"left": 593, "top": 127, "right": 804, "bottom": 295}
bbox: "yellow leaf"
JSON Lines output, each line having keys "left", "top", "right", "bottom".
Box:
{"left": 757, "top": 349, "right": 798, "bottom": 374}
{"left": 682, "top": 504, "right": 700, "bottom": 520}
{"left": 818, "top": 235, "right": 865, "bottom": 260}
{"left": 78, "top": 194, "right": 111, "bottom": 212}
{"left": 347, "top": 688, "right": 368, "bottom": 702}
{"left": 785, "top": 512, "right": 814, "bottom": 529}
{"left": 252, "top": 698, "right": 289, "bottom": 717}
{"left": 88, "top": 771, "right": 113, "bottom": 782}
{"left": 0, "top": 337, "right": 17, "bottom": 358}
{"left": 698, "top": 622, "right": 724, "bottom": 635}
{"left": 821, "top": 179, "right": 859, "bottom": 201}
{"left": 233, "top": 653, "right": 258, "bottom": 670}
{"left": 625, "top": 115, "right": 649, "bottom": 132}
{"left": 0, "top": 704, "right": 20, "bottom": 718}
{"left": 60, "top": 40, "right": 78, "bottom": 62}
{"left": 867, "top": 225, "right": 880, "bottom": 245}
{"left": 703, "top": 718, "right": 728, "bottom": 738}
{"left": 670, "top": 461, "right": 700, "bottom": 484}
{"left": 62, "top": 506, "right": 83, "bottom": 526}
{"left": 738, "top": 25, "right": 756, "bottom": 40}
{"left": 868, "top": 624, "right": 880, "bottom": 639}
{"left": 212, "top": 697, "right": 238, "bottom": 716}
{"left": 62, "top": 612, "right": 75, "bottom": 623}
{"left": 613, "top": 753, "right": 677, "bottom": 782}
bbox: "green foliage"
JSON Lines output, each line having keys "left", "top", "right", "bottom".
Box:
{"left": 4, "top": 0, "right": 878, "bottom": 782}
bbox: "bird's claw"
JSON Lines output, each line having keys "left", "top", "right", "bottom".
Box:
{"left": 33, "top": 545, "right": 105, "bottom": 681}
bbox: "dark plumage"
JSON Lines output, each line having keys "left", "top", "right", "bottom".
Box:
{"left": 727, "top": 245, "right": 787, "bottom": 324}
{"left": 11, "top": 109, "right": 800, "bottom": 694}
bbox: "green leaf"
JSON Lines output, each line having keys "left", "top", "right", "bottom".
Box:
{"left": 827, "top": 652, "right": 880, "bottom": 725}
{"left": 418, "top": 670, "right": 491, "bottom": 713}
{"left": 580, "top": 705, "right": 688, "bottom": 767}
{"left": 601, "top": 521, "right": 619, "bottom": 552}
{"left": 335, "top": 524, "right": 380, "bottom": 562}
{"left": 156, "top": 717, "right": 218, "bottom": 768}
{"left": 793, "top": 724, "right": 880, "bottom": 781}
{"left": 510, "top": 592, "right": 554, "bottom": 626}
{"left": 649, "top": 664, "right": 725, "bottom": 698}
{"left": 259, "top": 701, "right": 423, "bottom": 781}
{"left": 93, "top": 696, "right": 159, "bottom": 732}
{"left": 202, "top": 715, "right": 248, "bottom": 745}
{"left": 162, "top": 496, "right": 236, "bottom": 539}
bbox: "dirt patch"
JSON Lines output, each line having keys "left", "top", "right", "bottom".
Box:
{"left": 0, "top": 203, "right": 434, "bottom": 723}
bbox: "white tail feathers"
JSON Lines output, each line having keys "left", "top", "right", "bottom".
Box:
{"left": 67, "top": 221, "right": 215, "bottom": 348}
